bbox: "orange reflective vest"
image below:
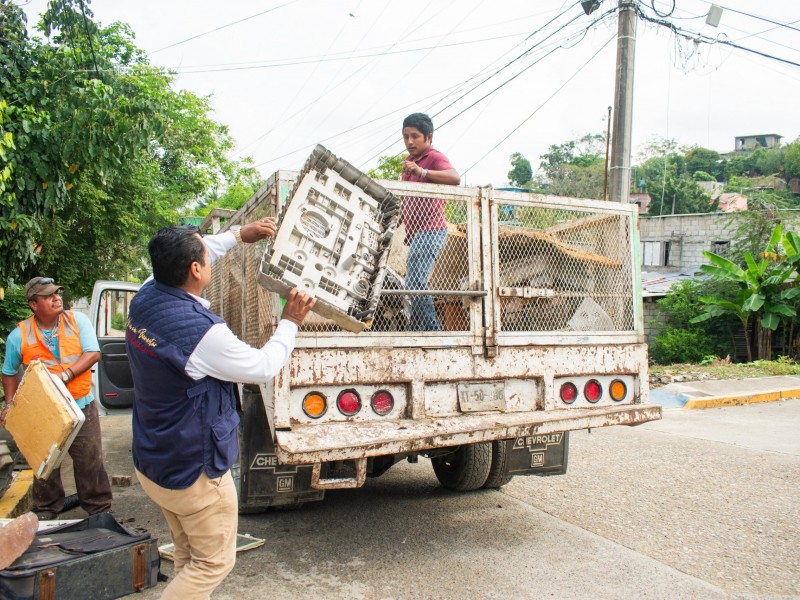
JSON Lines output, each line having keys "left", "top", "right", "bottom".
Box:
{"left": 18, "top": 310, "right": 92, "bottom": 400}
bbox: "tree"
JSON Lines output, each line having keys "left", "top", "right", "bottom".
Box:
{"left": 537, "top": 133, "right": 605, "bottom": 199}
{"left": 1, "top": 1, "right": 247, "bottom": 296}
{"left": 784, "top": 138, "right": 800, "bottom": 181}
{"left": 539, "top": 133, "right": 604, "bottom": 180}
{"left": 684, "top": 146, "right": 722, "bottom": 181}
{"left": 507, "top": 152, "right": 532, "bottom": 187}
{"left": 368, "top": 155, "right": 404, "bottom": 181}
{"left": 645, "top": 170, "right": 715, "bottom": 216}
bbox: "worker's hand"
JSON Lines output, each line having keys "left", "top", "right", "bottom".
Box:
{"left": 402, "top": 159, "right": 423, "bottom": 179}
{"left": 0, "top": 404, "right": 10, "bottom": 428}
{"left": 281, "top": 288, "right": 316, "bottom": 326}
{"left": 240, "top": 217, "right": 277, "bottom": 243}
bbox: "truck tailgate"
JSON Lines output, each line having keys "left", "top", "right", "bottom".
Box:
{"left": 275, "top": 404, "right": 661, "bottom": 464}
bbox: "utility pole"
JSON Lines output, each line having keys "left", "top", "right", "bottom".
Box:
{"left": 608, "top": 0, "right": 637, "bottom": 203}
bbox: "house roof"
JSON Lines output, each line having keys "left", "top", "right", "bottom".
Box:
{"left": 642, "top": 267, "right": 704, "bottom": 298}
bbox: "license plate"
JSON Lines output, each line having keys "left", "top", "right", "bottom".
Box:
{"left": 457, "top": 381, "right": 506, "bottom": 412}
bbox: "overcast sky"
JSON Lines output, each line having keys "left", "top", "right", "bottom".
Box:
{"left": 19, "top": 0, "right": 800, "bottom": 186}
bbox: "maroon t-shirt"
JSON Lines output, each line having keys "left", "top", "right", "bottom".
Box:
{"left": 401, "top": 147, "right": 454, "bottom": 244}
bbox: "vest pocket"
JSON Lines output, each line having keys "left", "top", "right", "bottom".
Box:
{"left": 210, "top": 411, "right": 241, "bottom": 472}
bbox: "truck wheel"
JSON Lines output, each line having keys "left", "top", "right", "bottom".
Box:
{"left": 483, "top": 440, "right": 513, "bottom": 489}
{"left": 431, "top": 443, "right": 492, "bottom": 491}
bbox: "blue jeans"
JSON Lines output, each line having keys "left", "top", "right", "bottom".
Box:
{"left": 406, "top": 228, "right": 448, "bottom": 331}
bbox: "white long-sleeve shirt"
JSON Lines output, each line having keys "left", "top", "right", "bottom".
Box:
{"left": 183, "top": 231, "right": 298, "bottom": 383}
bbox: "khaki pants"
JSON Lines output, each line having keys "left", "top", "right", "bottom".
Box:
{"left": 136, "top": 469, "right": 238, "bottom": 600}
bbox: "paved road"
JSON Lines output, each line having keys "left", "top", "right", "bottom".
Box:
{"left": 96, "top": 400, "right": 797, "bottom": 598}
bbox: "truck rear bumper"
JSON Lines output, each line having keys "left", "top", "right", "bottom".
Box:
{"left": 275, "top": 404, "right": 661, "bottom": 464}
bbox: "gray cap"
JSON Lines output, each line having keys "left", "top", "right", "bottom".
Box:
{"left": 24, "top": 277, "right": 64, "bottom": 300}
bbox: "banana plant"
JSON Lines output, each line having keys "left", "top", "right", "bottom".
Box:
{"left": 691, "top": 224, "right": 800, "bottom": 361}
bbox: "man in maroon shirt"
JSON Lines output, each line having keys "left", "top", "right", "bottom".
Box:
{"left": 400, "top": 113, "right": 461, "bottom": 330}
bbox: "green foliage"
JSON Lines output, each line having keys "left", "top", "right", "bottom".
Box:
{"left": 692, "top": 171, "right": 715, "bottom": 182}
{"left": 652, "top": 278, "right": 734, "bottom": 363}
{"left": 650, "top": 326, "right": 715, "bottom": 365}
{"left": 0, "top": 285, "right": 31, "bottom": 362}
{"left": 507, "top": 152, "right": 532, "bottom": 187}
{"left": 1, "top": 1, "right": 249, "bottom": 294}
{"left": 368, "top": 155, "right": 404, "bottom": 181}
{"left": 111, "top": 311, "right": 126, "bottom": 331}
{"left": 645, "top": 171, "right": 715, "bottom": 216}
{"left": 692, "top": 224, "right": 800, "bottom": 361}
{"left": 783, "top": 138, "right": 800, "bottom": 180}
{"left": 539, "top": 133, "right": 604, "bottom": 179}
{"left": 684, "top": 147, "right": 722, "bottom": 180}
{"left": 536, "top": 133, "right": 606, "bottom": 200}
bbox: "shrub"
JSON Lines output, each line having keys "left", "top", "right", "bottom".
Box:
{"left": 650, "top": 326, "right": 715, "bottom": 365}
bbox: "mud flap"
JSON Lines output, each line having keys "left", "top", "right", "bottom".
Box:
{"left": 505, "top": 431, "right": 569, "bottom": 476}
{"left": 238, "top": 385, "right": 324, "bottom": 513}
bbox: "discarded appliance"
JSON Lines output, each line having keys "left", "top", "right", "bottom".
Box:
{"left": 4, "top": 360, "right": 85, "bottom": 480}
{"left": 258, "top": 144, "right": 401, "bottom": 333}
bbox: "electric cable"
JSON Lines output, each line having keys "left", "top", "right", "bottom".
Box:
{"left": 462, "top": 32, "right": 616, "bottom": 178}
{"left": 150, "top": 0, "right": 299, "bottom": 54}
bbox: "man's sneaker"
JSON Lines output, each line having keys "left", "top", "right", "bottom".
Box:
{"left": 34, "top": 510, "right": 58, "bottom": 520}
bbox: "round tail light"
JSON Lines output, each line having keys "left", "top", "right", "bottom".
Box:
{"left": 584, "top": 380, "right": 602, "bottom": 403}
{"left": 371, "top": 390, "right": 394, "bottom": 416}
{"left": 337, "top": 389, "right": 362, "bottom": 416}
{"left": 560, "top": 382, "right": 578, "bottom": 404}
{"left": 302, "top": 392, "right": 327, "bottom": 418}
{"left": 610, "top": 379, "right": 627, "bottom": 402}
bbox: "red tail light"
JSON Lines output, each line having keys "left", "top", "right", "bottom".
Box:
{"left": 371, "top": 390, "right": 394, "bottom": 416}
{"left": 584, "top": 380, "right": 602, "bottom": 403}
{"left": 560, "top": 382, "right": 577, "bottom": 404}
{"left": 337, "top": 389, "right": 362, "bottom": 416}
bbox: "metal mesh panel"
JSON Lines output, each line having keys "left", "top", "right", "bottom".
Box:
{"left": 494, "top": 201, "right": 634, "bottom": 332}
{"left": 207, "top": 178, "right": 281, "bottom": 345}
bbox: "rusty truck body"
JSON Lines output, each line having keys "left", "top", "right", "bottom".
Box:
{"left": 91, "top": 162, "right": 660, "bottom": 512}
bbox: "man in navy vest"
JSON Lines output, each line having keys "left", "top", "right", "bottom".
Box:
{"left": 127, "top": 224, "right": 314, "bottom": 599}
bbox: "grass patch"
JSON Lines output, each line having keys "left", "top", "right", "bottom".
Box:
{"left": 650, "top": 357, "right": 800, "bottom": 381}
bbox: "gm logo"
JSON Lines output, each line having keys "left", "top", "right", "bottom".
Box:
{"left": 277, "top": 476, "right": 294, "bottom": 492}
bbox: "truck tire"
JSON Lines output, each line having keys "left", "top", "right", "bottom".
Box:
{"left": 431, "top": 442, "right": 492, "bottom": 491}
{"left": 483, "top": 440, "right": 514, "bottom": 489}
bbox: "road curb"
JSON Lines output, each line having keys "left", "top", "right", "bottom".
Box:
{"left": 683, "top": 388, "right": 800, "bottom": 410}
{"left": 0, "top": 470, "right": 33, "bottom": 519}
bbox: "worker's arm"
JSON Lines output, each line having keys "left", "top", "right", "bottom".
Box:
{"left": 402, "top": 159, "right": 461, "bottom": 185}
{"left": 1, "top": 373, "right": 20, "bottom": 426}
{"left": 64, "top": 351, "right": 100, "bottom": 383}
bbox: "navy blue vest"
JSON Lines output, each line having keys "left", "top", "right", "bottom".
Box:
{"left": 126, "top": 280, "right": 239, "bottom": 490}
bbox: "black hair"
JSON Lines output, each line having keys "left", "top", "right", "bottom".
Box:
{"left": 148, "top": 225, "right": 205, "bottom": 287}
{"left": 402, "top": 113, "right": 433, "bottom": 138}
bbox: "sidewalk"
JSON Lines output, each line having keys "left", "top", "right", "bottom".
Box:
{"left": 649, "top": 375, "right": 800, "bottom": 409}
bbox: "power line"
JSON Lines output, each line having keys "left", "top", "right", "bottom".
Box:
{"left": 170, "top": 30, "right": 556, "bottom": 74}
{"left": 150, "top": 0, "right": 299, "bottom": 54}
{"left": 357, "top": 3, "right": 617, "bottom": 168}
{"left": 713, "top": 3, "right": 800, "bottom": 35}
{"left": 463, "top": 32, "right": 617, "bottom": 177}
{"left": 636, "top": 7, "right": 800, "bottom": 70}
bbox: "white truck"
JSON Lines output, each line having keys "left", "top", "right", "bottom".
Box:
{"left": 90, "top": 150, "right": 660, "bottom": 512}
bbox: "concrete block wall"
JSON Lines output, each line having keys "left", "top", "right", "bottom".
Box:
{"left": 639, "top": 211, "right": 800, "bottom": 270}
{"left": 642, "top": 298, "right": 661, "bottom": 344}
